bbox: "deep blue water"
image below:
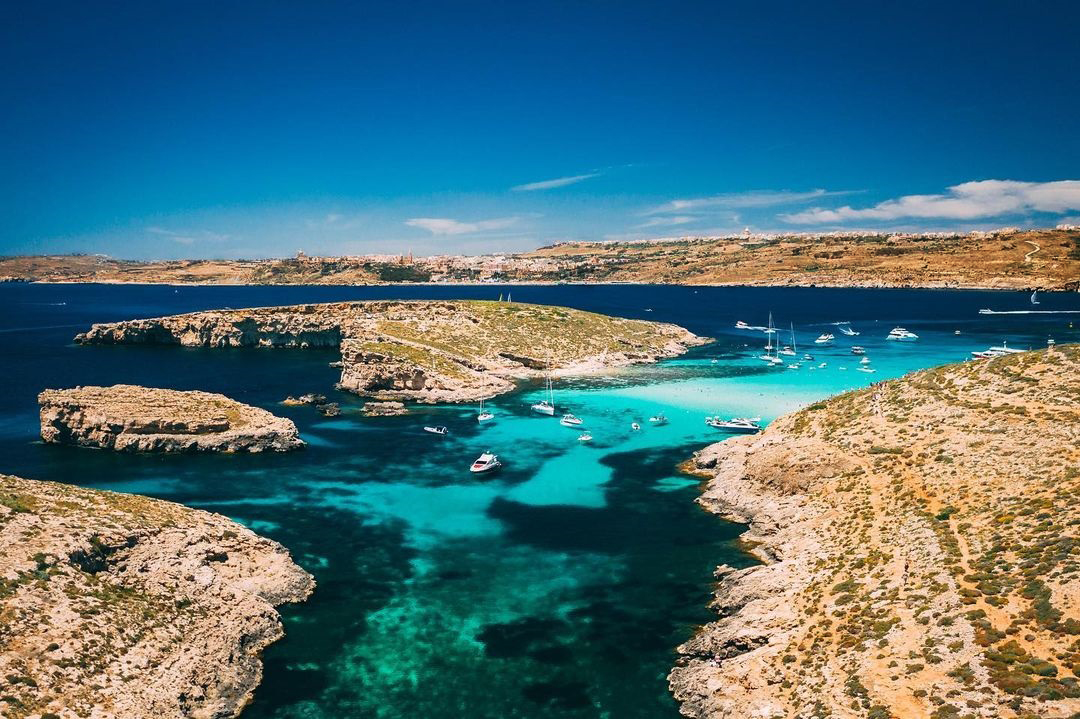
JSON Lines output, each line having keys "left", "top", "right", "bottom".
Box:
{"left": 1, "top": 283, "right": 1077, "bottom": 718}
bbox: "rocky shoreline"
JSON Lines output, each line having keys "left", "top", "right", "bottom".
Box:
{"left": 0, "top": 473, "right": 314, "bottom": 719}
{"left": 74, "top": 300, "right": 706, "bottom": 404}
{"left": 39, "top": 385, "right": 304, "bottom": 452}
{"left": 671, "top": 345, "right": 1080, "bottom": 719}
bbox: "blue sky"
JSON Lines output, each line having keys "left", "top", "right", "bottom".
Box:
{"left": 3, "top": 1, "right": 1080, "bottom": 259}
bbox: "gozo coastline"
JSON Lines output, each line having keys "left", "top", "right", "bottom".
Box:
{"left": 672, "top": 345, "right": 1080, "bottom": 719}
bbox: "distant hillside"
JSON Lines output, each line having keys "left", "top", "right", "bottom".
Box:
{"left": 3, "top": 228, "right": 1079, "bottom": 290}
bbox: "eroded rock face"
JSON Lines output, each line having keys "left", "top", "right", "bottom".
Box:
{"left": 75, "top": 300, "right": 707, "bottom": 404}
{"left": 38, "top": 385, "right": 304, "bottom": 452}
{"left": 0, "top": 474, "right": 314, "bottom": 719}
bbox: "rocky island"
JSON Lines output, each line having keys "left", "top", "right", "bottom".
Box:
{"left": 0, "top": 473, "right": 314, "bottom": 719}
{"left": 39, "top": 385, "right": 304, "bottom": 452}
{"left": 671, "top": 344, "right": 1080, "bottom": 719}
{"left": 74, "top": 300, "right": 706, "bottom": 403}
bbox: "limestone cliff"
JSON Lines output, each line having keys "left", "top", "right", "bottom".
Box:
{"left": 0, "top": 474, "right": 314, "bottom": 719}
{"left": 39, "top": 385, "right": 304, "bottom": 452}
{"left": 74, "top": 300, "right": 706, "bottom": 403}
{"left": 671, "top": 344, "right": 1080, "bottom": 719}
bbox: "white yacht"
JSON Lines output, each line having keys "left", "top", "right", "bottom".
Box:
{"left": 857, "top": 366, "right": 876, "bottom": 373}
{"left": 759, "top": 314, "right": 784, "bottom": 365}
{"left": 424, "top": 426, "right": 449, "bottom": 435}
{"left": 560, "top": 413, "right": 584, "bottom": 427}
{"left": 477, "top": 398, "right": 494, "bottom": 422}
{"left": 705, "top": 416, "right": 762, "bottom": 433}
{"left": 470, "top": 451, "right": 502, "bottom": 474}
{"left": 577, "top": 432, "right": 593, "bottom": 442}
{"left": 648, "top": 414, "right": 668, "bottom": 425}
{"left": 971, "top": 341, "right": 1025, "bottom": 359}
{"left": 814, "top": 333, "right": 835, "bottom": 344}
{"left": 735, "top": 320, "right": 750, "bottom": 329}
{"left": 530, "top": 377, "right": 556, "bottom": 415}
{"left": 850, "top": 346, "right": 865, "bottom": 355}
{"left": 886, "top": 327, "right": 918, "bottom": 341}
{"left": 860, "top": 356, "right": 871, "bottom": 365}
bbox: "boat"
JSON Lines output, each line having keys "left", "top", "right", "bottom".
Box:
{"left": 814, "top": 333, "right": 834, "bottom": 344}
{"left": 560, "top": 413, "right": 584, "bottom": 427}
{"left": 860, "top": 356, "right": 871, "bottom": 365}
{"left": 1048, "top": 337, "right": 1056, "bottom": 348}
{"left": 631, "top": 422, "right": 641, "bottom": 431}
{"left": 786, "top": 362, "right": 801, "bottom": 370}
{"left": 886, "top": 327, "right": 918, "bottom": 341}
{"left": 1031, "top": 290, "right": 1040, "bottom": 305}
{"left": 477, "top": 398, "right": 494, "bottom": 422}
{"left": 971, "top": 340, "right": 1025, "bottom": 359}
{"left": 735, "top": 320, "right": 750, "bottom": 329}
{"left": 836, "top": 323, "right": 859, "bottom": 336}
{"left": 763, "top": 312, "right": 776, "bottom": 350}
{"left": 759, "top": 314, "right": 784, "bottom": 365}
{"left": 530, "top": 377, "right": 556, "bottom": 415}
{"left": 802, "top": 353, "right": 814, "bottom": 361}
{"left": 705, "top": 416, "right": 762, "bottom": 433}
{"left": 470, "top": 451, "right": 502, "bottom": 474}
{"left": 850, "top": 346, "right": 865, "bottom": 355}
{"left": 649, "top": 414, "right": 668, "bottom": 425}
{"left": 424, "top": 426, "right": 448, "bottom": 435}
{"left": 778, "top": 323, "right": 798, "bottom": 356}
{"left": 578, "top": 432, "right": 593, "bottom": 442}
{"left": 857, "top": 367, "right": 876, "bottom": 373}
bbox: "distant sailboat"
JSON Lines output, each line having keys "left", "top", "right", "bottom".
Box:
{"left": 477, "top": 398, "right": 494, "bottom": 422}
{"left": 1031, "top": 290, "right": 1040, "bottom": 305}
{"left": 507, "top": 292, "right": 512, "bottom": 303}
{"left": 530, "top": 377, "right": 555, "bottom": 415}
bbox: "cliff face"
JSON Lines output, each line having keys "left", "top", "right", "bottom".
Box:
{"left": 0, "top": 474, "right": 314, "bottom": 719}
{"left": 671, "top": 345, "right": 1080, "bottom": 719}
{"left": 38, "top": 385, "right": 304, "bottom": 452}
{"left": 74, "top": 300, "right": 706, "bottom": 403}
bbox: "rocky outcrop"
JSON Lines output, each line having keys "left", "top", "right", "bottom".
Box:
{"left": 75, "top": 300, "right": 706, "bottom": 404}
{"left": 361, "top": 401, "right": 408, "bottom": 416}
{"left": 39, "top": 385, "right": 304, "bottom": 452}
{"left": 0, "top": 473, "right": 314, "bottom": 719}
{"left": 671, "top": 345, "right": 1080, "bottom": 719}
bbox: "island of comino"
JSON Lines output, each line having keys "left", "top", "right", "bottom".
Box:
{"left": 5, "top": 3, "right": 1080, "bottom": 719}
{"left": 3, "top": 226, "right": 1080, "bottom": 290}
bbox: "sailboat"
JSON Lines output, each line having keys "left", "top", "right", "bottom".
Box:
{"left": 1031, "top": 290, "right": 1040, "bottom": 305}
{"left": 530, "top": 377, "right": 555, "bottom": 415}
{"left": 758, "top": 314, "right": 783, "bottom": 366}
{"left": 477, "top": 398, "right": 494, "bottom": 422}
{"left": 762, "top": 312, "right": 776, "bottom": 351}
{"left": 779, "top": 323, "right": 797, "bottom": 356}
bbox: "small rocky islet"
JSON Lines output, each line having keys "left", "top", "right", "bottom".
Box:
{"left": 38, "top": 385, "right": 304, "bottom": 453}
{"left": 0, "top": 473, "right": 314, "bottom": 719}
{"left": 671, "top": 344, "right": 1080, "bottom": 719}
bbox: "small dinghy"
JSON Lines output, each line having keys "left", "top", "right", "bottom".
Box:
{"left": 424, "top": 426, "right": 449, "bottom": 435}
{"left": 630, "top": 422, "right": 641, "bottom": 431}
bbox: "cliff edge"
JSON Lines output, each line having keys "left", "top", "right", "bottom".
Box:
{"left": 0, "top": 474, "right": 314, "bottom": 718}
{"left": 671, "top": 344, "right": 1080, "bottom": 719}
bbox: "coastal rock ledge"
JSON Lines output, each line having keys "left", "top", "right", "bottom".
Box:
{"left": 0, "top": 473, "right": 314, "bottom": 719}
{"left": 671, "top": 344, "right": 1080, "bottom": 719}
{"left": 39, "top": 385, "right": 304, "bottom": 452}
{"left": 73, "top": 300, "right": 707, "bottom": 403}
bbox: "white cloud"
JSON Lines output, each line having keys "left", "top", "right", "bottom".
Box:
{"left": 404, "top": 216, "right": 520, "bottom": 236}
{"left": 648, "top": 189, "right": 852, "bottom": 215}
{"left": 782, "top": 180, "right": 1080, "bottom": 224}
{"left": 146, "top": 226, "right": 230, "bottom": 245}
{"left": 511, "top": 173, "right": 599, "bottom": 192}
{"left": 638, "top": 215, "right": 697, "bottom": 228}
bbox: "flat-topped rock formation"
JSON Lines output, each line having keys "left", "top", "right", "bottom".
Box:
{"left": 39, "top": 385, "right": 304, "bottom": 452}
{"left": 0, "top": 473, "right": 314, "bottom": 719}
{"left": 670, "top": 344, "right": 1080, "bottom": 719}
{"left": 74, "top": 300, "right": 706, "bottom": 403}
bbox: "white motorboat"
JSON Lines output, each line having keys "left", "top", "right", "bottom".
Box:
{"left": 705, "top": 416, "right": 762, "bottom": 433}
{"left": 470, "top": 451, "right": 502, "bottom": 474}
{"left": 631, "top": 422, "right": 641, "bottom": 431}
{"left": 886, "top": 327, "right": 918, "bottom": 341}
{"left": 860, "top": 356, "right": 871, "bottom": 365}
{"left": 971, "top": 340, "right": 1025, "bottom": 359}
{"left": 531, "top": 377, "right": 556, "bottom": 415}
{"left": 424, "top": 426, "right": 449, "bottom": 435}
{"left": 814, "top": 333, "right": 834, "bottom": 344}
{"left": 818, "top": 362, "right": 827, "bottom": 368}
{"left": 836, "top": 323, "right": 859, "bottom": 336}
{"left": 802, "top": 353, "right": 814, "bottom": 361}
{"left": 857, "top": 367, "right": 876, "bottom": 373}
{"left": 850, "top": 346, "right": 865, "bottom": 355}
{"left": 648, "top": 414, "right": 668, "bottom": 425}
{"left": 560, "top": 413, "right": 584, "bottom": 427}
{"left": 578, "top": 432, "right": 593, "bottom": 442}
{"left": 786, "top": 362, "right": 801, "bottom": 370}
{"left": 477, "top": 398, "right": 494, "bottom": 422}
{"left": 735, "top": 320, "right": 750, "bottom": 329}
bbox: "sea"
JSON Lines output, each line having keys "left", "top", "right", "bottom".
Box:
{"left": 2, "top": 282, "right": 1078, "bottom": 719}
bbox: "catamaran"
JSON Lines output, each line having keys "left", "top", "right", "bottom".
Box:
{"left": 477, "top": 398, "right": 494, "bottom": 422}
{"left": 886, "top": 327, "right": 918, "bottom": 341}
{"left": 559, "top": 413, "right": 584, "bottom": 427}
{"left": 530, "top": 377, "right": 556, "bottom": 415}
{"left": 470, "top": 451, "right": 502, "bottom": 474}
{"left": 705, "top": 416, "right": 762, "bottom": 433}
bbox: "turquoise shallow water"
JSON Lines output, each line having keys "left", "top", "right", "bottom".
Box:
{"left": 1, "top": 283, "right": 1078, "bottom": 718}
